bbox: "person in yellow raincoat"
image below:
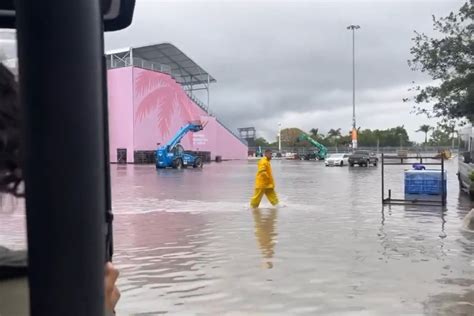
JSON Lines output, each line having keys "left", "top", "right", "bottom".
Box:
{"left": 250, "top": 149, "right": 279, "bottom": 208}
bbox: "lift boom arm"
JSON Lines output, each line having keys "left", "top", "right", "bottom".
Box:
{"left": 299, "top": 133, "right": 328, "bottom": 159}
{"left": 164, "top": 121, "right": 204, "bottom": 150}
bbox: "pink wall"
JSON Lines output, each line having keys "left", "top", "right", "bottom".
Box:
{"left": 108, "top": 66, "right": 247, "bottom": 161}
{"left": 108, "top": 68, "right": 134, "bottom": 163}
{"left": 191, "top": 116, "right": 218, "bottom": 159}
{"left": 216, "top": 123, "right": 249, "bottom": 159}
{"left": 193, "top": 116, "right": 248, "bottom": 160}
{"left": 133, "top": 68, "right": 207, "bottom": 151}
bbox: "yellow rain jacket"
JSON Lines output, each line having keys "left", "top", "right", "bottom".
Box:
{"left": 255, "top": 157, "right": 274, "bottom": 189}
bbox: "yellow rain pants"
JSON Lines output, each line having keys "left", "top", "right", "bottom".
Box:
{"left": 250, "top": 188, "right": 279, "bottom": 208}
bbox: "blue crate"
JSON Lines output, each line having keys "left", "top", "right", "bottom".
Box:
{"left": 404, "top": 170, "right": 447, "bottom": 195}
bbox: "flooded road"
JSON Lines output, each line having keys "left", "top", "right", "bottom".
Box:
{"left": 1, "top": 159, "right": 473, "bottom": 315}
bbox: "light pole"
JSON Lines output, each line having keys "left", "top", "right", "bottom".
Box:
{"left": 347, "top": 24, "right": 360, "bottom": 150}
{"left": 278, "top": 123, "right": 282, "bottom": 153}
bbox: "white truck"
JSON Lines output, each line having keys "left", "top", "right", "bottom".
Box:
{"left": 458, "top": 125, "right": 474, "bottom": 199}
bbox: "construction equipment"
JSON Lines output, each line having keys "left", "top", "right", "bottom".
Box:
{"left": 156, "top": 121, "right": 205, "bottom": 169}
{"left": 298, "top": 133, "right": 328, "bottom": 160}
{"left": 435, "top": 149, "right": 452, "bottom": 160}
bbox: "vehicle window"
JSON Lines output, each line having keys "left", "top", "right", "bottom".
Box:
{"left": 0, "top": 30, "right": 17, "bottom": 74}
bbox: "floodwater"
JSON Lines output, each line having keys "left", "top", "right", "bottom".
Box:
{"left": 1, "top": 159, "right": 473, "bottom": 315}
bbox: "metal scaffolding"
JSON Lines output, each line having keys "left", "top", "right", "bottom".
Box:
{"left": 238, "top": 127, "right": 256, "bottom": 139}
{"left": 381, "top": 154, "right": 446, "bottom": 207}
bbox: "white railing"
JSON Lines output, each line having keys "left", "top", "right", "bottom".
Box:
{"left": 107, "top": 56, "right": 176, "bottom": 77}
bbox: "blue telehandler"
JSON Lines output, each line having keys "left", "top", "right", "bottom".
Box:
{"left": 156, "top": 121, "right": 205, "bottom": 169}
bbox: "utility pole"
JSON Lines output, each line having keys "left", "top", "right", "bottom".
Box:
{"left": 347, "top": 24, "right": 360, "bottom": 150}
{"left": 278, "top": 122, "right": 282, "bottom": 153}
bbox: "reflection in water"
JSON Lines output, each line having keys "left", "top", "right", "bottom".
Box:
{"left": 113, "top": 211, "right": 213, "bottom": 315}
{"left": 424, "top": 279, "right": 474, "bottom": 316}
{"left": 378, "top": 204, "right": 450, "bottom": 262}
{"left": 253, "top": 208, "right": 278, "bottom": 269}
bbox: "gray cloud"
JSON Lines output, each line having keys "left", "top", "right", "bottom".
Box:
{"left": 106, "top": 0, "right": 466, "bottom": 142}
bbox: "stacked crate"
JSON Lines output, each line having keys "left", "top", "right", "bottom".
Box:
{"left": 134, "top": 150, "right": 156, "bottom": 164}
{"left": 404, "top": 170, "right": 447, "bottom": 195}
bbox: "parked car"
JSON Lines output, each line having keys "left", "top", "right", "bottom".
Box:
{"left": 349, "top": 150, "right": 378, "bottom": 167}
{"left": 325, "top": 153, "right": 350, "bottom": 167}
{"left": 272, "top": 152, "right": 283, "bottom": 159}
{"left": 303, "top": 152, "right": 317, "bottom": 160}
{"left": 284, "top": 152, "right": 298, "bottom": 160}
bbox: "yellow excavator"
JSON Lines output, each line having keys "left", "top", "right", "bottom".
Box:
{"left": 435, "top": 149, "right": 452, "bottom": 160}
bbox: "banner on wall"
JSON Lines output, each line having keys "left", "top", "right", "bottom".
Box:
{"left": 193, "top": 133, "right": 208, "bottom": 146}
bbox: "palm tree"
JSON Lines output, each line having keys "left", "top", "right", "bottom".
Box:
{"left": 327, "top": 128, "right": 342, "bottom": 150}
{"left": 328, "top": 128, "right": 342, "bottom": 138}
{"left": 309, "top": 128, "right": 319, "bottom": 138}
{"left": 417, "top": 124, "right": 433, "bottom": 144}
{"left": 439, "top": 121, "right": 457, "bottom": 149}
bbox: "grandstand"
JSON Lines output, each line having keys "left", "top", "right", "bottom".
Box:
{"left": 106, "top": 43, "right": 248, "bottom": 163}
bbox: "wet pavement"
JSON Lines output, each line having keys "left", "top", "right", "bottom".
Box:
{"left": 1, "top": 159, "right": 473, "bottom": 315}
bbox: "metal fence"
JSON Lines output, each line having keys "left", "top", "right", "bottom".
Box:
{"left": 107, "top": 56, "right": 173, "bottom": 75}
{"left": 248, "top": 146, "right": 458, "bottom": 155}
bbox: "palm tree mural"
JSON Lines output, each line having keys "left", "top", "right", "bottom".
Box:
{"left": 134, "top": 71, "right": 173, "bottom": 137}
{"left": 134, "top": 70, "right": 198, "bottom": 138}
{"left": 417, "top": 124, "right": 433, "bottom": 144}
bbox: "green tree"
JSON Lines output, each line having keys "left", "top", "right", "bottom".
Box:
{"left": 429, "top": 129, "right": 452, "bottom": 146}
{"left": 338, "top": 133, "right": 351, "bottom": 146}
{"left": 416, "top": 124, "right": 433, "bottom": 144}
{"left": 327, "top": 128, "right": 342, "bottom": 138}
{"left": 255, "top": 137, "right": 269, "bottom": 147}
{"left": 437, "top": 120, "right": 459, "bottom": 147}
{"left": 388, "top": 126, "right": 411, "bottom": 147}
{"left": 280, "top": 128, "right": 307, "bottom": 147}
{"left": 307, "top": 128, "right": 328, "bottom": 145}
{"left": 309, "top": 128, "right": 319, "bottom": 138}
{"left": 356, "top": 126, "right": 412, "bottom": 147}
{"left": 358, "top": 129, "right": 376, "bottom": 147}
{"left": 406, "top": 2, "right": 474, "bottom": 121}
{"left": 438, "top": 121, "right": 455, "bottom": 134}
{"left": 326, "top": 128, "right": 342, "bottom": 147}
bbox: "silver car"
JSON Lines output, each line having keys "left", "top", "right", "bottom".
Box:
{"left": 325, "top": 153, "right": 350, "bottom": 167}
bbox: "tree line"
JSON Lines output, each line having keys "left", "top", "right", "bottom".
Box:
{"left": 254, "top": 123, "right": 457, "bottom": 148}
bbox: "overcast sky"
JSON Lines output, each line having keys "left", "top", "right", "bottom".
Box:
{"left": 105, "top": 0, "right": 466, "bottom": 143}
